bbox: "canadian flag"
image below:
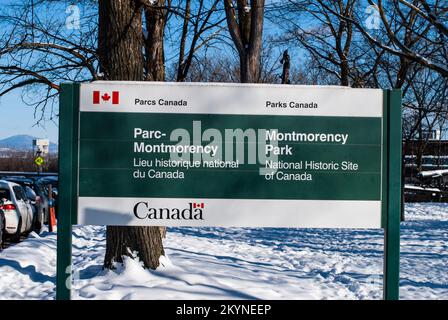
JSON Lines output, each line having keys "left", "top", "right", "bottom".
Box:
{"left": 93, "top": 91, "right": 119, "bottom": 105}
{"left": 193, "top": 203, "right": 204, "bottom": 209}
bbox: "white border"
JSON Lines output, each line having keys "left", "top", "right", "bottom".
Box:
{"left": 80, "top": 81, "right": 383, "bottom": 117}
{"left": 78, "top": 197, "right": 382, "bottom": 228}
{"left": 77, "top": 83, "right": 384, "bottom": 228}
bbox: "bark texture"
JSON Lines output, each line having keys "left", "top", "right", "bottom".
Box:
{"left": 280, "top": 50, "right": 290, "bottom": 84}
{"left": 104, "top": 225, "right": 165, "bottom": 270}
{"left": 98, "top": 0, "right": 144, "bottom": 80}
{"left": 224, "top": 0, "right": 265, "bottom": 83}
{"left": 99, "top": 0, "right": 165, "bottom": 270}
{"left": 144, "top": 0, "right": 166, "bottom": 81}
{"left": 142, "top": 0, "right": 167, "bottom": 238}
{"left": 177, "top": 0, "right": 191, "bottom": 82}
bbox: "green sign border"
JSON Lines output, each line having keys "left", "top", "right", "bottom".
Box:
{"left": 56, "top": 83, "right": 402, "bottom": 300}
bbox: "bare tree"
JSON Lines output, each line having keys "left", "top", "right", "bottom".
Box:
{"left": 176, "top": 0, "right": 225, "bottom": 82}
{"left": 99, "top": 0, "right": 165, "bottom": 270}
{"left": 178, "top": 54, "right": 238, "bottom": 82}
{"left": 402, "top": 67, "right": 448, "bottom": 173}
{"left": 280, "top": 50, "right": 290, "bottom": 84}
{"left": 0, "top": 0, "right": 98, "bottom": 123}
{"left": 269, "top": 0, "right": 359, "bottom": 86}
{"left": 0, "top": 151, "right": 58, "bottom": 172}
{"left": 0, "top": 0, "right": 168, "bottom": 270}
{"left": 143, "top": 0, "right": 168, "bottom": 81}
{"left": 224, "top": 0, "right": 265, "bottom": 83}
{"left": 141, "top": 0, "right": 170, "bottom": 239}
{"left": 319, "top": 0, "right": 448, "bottom": 77}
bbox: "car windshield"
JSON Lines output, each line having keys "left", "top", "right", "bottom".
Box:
{"left": 46, "top": 184, "right": 57, "bottom": 196}
{"left": 25, "top": 187, "right": 36, "bottom": 200}
{"left": 13, "top": 186, "right": 26, "bottom": 201}
{"left": 37, "top": 183, "right": 49, "bottom": 197}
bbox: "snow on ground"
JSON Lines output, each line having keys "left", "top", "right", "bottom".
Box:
{"left": 0, "top": 203, "right": 447, "bottom": 300}
{"left": 0, "top": 230, "right": 55, "bottom": 299}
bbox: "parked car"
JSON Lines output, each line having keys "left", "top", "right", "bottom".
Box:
{"left": 24, "top": 186, "right": 41, "bottom": 230}
{"left": 404, "top": 184, "right": 444, "bottom": 202}
{"left": 0, "top": 180, "right": 34, "bottom": 242}
{"left": 37, "top": 176, "right": 58, "bottom": 197}
{"left": 3, "top": 177, "right": 50, "bottom": 231}
{"left": 0, "top": 208, "right": 5, "bottom": 249}
{"left": 37, "top": 176, "right": 58, "bottom": 217}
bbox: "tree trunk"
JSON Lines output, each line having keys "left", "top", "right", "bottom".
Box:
{"left": 143, "top": 0, "right": 167, "bottom": 239}
{"left": 104, "top": 226, "right": 164, "bottom": 269}
{"left": 144, "top": 0, "right": 166, "bottom": 81}
{"left": 280, "top": 50, "right": 290, "bottom": 84}
{"left": 177, "top": 0, "right": 191, "bottom": 82}
{"left": 340, "top": 58, "right": 349, "bottom": 86}
{"left": 98, "top": 0, "right": 165, "bottom": 270}
{"left": 98, "top": 0, "right": 143, "bottom": 80}
{"left": 240, "top": 51, "right": 262, "bottom": 83}
{"left": 224, "top": 0, "right": 265, "bottom": 83}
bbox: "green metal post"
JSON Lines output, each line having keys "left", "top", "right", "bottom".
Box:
{"left": 56, "top": 83, "right": 79, "bottom": 300}
{"left": 383, "top": 89, "right": 402, "bottom": 300}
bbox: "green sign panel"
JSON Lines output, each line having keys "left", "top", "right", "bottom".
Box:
{"left": 57, "top": 82, "right": 402, "bottom": 300}
{"left": 79, "top": 113, "right": 381, "bottom": 200}
{"left": 74, "top": 83, "right": 386, "bottom": 228}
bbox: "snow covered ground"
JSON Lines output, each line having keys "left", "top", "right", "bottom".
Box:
{"left": 0, "top": 203, "right": 446, "bottom": 300}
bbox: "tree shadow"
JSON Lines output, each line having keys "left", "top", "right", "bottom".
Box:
{"left": 0, "top": 258, "right": 54, "bottom": 284}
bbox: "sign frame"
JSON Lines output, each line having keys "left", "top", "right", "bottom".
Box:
{"left": 56, "top": 82, "right": 401, "bottom": 300}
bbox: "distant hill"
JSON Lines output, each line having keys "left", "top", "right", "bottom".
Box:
{"left": 0, "top": 135, "right": 58, "bottom": 153}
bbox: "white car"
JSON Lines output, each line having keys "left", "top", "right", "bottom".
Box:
{"left": 0, "top": 209, "right": 4, "bottom": 249}
{"left": 0, "top": 180, "right": 34, "bottom": 242}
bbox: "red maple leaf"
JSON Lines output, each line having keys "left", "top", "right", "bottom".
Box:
{"left": 101, "top": 93, "right": 111, "bottom": 101}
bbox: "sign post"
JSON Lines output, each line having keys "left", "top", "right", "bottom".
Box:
{"left": 383, "top": 90, "right": 402, "bottom": 300}
{"left": 57, "top": 82, "right": 401, "bottom": 300}
{"left": 56, "top": 83, "right": 79, "bottom": 300}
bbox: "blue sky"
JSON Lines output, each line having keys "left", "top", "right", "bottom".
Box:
{"left": 0, "top": 0, "right": 64, "bottom": 142}
{"left": 0, "top": 0, "right": 292, "bottom": 144}
{"left": 0, "top": 90, "right": 59, "bottom": 142}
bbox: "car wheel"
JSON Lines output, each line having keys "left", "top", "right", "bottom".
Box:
{"left": 11, "top": 217, "right": 22, "bottom": 243}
